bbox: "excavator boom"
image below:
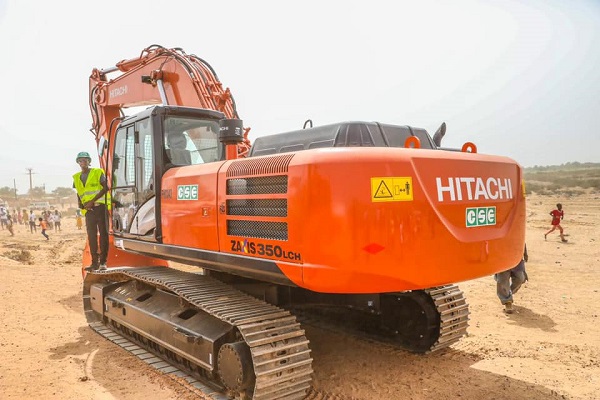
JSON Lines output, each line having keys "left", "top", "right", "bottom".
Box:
{"left": 89, "top": 44, "right": 250, "bottom": 168}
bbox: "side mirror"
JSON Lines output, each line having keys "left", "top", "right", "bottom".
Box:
{"left": 98, "top": 136, "right": 108, "bottom": 158}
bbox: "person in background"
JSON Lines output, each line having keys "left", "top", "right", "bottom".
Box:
{"left": 545, "top": 203, "right": 567, "bottom": 243}
{"left": 28, "top": 210, "right": 37, "bottom": 233}
{"left": 38, "top": 217, "right": 49, "bottom": 240}
{"left": 53, "top": 210, "right": 62, "bottom": 231}
{"left": 0, "top": 205, "right": 7, "bottom": 230}
{"left": 44, "top": 210, "right": 53, "bottom": 231}
{"left": 6, "top": 214, "right": 14, "bottom": 236}
{"left": 75, "top": 210, "right": 83, "bottom": 230}
{"left": 73, "top": 151, "right": 111, "bottom": 271}
{"left": 496, "top": 245, "right": 528, "bottom": 314}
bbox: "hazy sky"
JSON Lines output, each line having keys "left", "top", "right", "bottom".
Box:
{"left": 0, "top": 0, "right": 599, "bottom": 194}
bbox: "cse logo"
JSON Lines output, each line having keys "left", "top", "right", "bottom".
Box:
{"left": 177, "top": 185, "right": 198, "bottom": 200}
{"left": 466, "top": 206, "right": 496, "bottom": 227}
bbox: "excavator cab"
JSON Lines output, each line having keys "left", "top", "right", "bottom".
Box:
{"left": 109, "top": 105, "right": 225, "bottom": 239}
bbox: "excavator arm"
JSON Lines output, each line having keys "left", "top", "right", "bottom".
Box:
{"left": 89, "top": 44, "right": 251, "bottom": 168}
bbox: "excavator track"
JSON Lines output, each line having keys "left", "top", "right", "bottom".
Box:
{"left": 422, "top": 285, "right": 470, "bottom": 352}
{"left": 292, "top": 285, "right": 469, "bottom": 354}
{"left": 88, "top": 321, "right": 229, "bottom": 399}
{"left": 83, "top": 267, "right": 313, "bottom": 400}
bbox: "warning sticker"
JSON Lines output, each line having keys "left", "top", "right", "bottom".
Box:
{"left": 371, "top": 177, "right": 413, "bottom": 202}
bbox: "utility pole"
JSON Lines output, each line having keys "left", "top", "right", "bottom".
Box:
{"left": 25, "top": 168, "right": 35, "bottom": 192}
{"left": 13, "top": 179, "right": 17, "bottom": 202}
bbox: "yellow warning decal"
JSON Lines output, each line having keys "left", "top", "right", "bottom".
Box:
{"left": 371, "top": 177, "right": 413, "bottom": 202}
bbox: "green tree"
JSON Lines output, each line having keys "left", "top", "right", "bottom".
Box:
{"left": 52, "top": 187, "right": 76, "bottom": 197}
{"left": 29, "top": 186, "right": 46, "bottom": 198}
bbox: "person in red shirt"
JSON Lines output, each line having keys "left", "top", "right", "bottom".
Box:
{"left": 544, "top": 203, "right": 567, "bottom": 242}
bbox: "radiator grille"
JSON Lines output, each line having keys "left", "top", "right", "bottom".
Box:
{"left": 227, "top": 176, "right": 288, "bottom": 195}
{"left": 227, "top": 220, "right": 288, "bottom": 241}
{"left": 227, "top": 199, "right": 287, "bottom": 217}
{"left": 225, "top": 156, "right": 291, "bottom": 240}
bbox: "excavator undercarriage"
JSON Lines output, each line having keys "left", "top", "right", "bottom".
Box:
{"left": 84, "top": 267, "right": 313, "bottom": 400}
{"left": 83, "top": 266, "right": 469, "bottom": 399}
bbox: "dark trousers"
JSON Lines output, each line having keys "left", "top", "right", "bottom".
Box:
{"left": 85, "top": 204, "right": 109, "bottom": 265}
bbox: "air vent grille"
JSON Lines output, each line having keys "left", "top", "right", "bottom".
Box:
{"left": 227, "top": 176, "right": 287, "bottom": 195}
{"left": 227, "top": 154, "right": 294, "bottom": 177}
{"left": 227, "top": 220, "right": 288, "bottom": 241}
{"left": 227, "top": 199, "right": 287, "bottom": 217}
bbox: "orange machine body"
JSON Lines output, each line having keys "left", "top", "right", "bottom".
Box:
{"left": 158, "top": 146, "right": 525, "bottom": 294}
{"left": 88, "top": 45, "right": 525, "bottom": 295}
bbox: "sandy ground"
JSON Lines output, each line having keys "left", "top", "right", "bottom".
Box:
{"left": 1, "top": 193, "right": 598, "bottom": 400}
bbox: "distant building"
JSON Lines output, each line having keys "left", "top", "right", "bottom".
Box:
{"left": 29, "top": 201, "right": 51, "bottom": 210}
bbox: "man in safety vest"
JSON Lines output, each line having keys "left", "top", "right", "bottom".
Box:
{"left": 73, "top": 151, "right": 111, "bottom": 272}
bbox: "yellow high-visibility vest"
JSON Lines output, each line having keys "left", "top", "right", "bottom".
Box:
{"left": 73, "top": 168, "right": 111, "bottom": 215}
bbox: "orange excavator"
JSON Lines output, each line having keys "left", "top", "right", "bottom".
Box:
{"left": 83, "top": 44, "right": 526, "bottom": 399}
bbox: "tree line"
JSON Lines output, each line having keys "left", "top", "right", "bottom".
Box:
{"left": 0, "top": 186, "right": 75, "bottom": 199}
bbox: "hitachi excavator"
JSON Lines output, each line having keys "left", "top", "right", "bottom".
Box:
{"left": 84, "top": 44, "right": 526, "bottom": 400}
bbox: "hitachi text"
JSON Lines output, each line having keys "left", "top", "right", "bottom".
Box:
{"left": 436, "top": 177, "right": 513, "bottom": 202}
{"left": 109, "top": 86, "right": 128, "bottom": 99}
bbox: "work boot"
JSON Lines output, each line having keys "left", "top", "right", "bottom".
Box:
{"left": 504, "top": 301, "right": 514, "bottom": 314}
{"left": 84, "top": 263, "right": 99, "bottom": 272}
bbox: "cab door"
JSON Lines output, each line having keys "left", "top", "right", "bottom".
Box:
{"left": 111, "top": 118, "right": 157, "bottom": 239}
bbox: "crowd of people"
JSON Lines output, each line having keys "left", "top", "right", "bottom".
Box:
{"left": 1, "top": 207, "right": 69, "bottom": 239}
